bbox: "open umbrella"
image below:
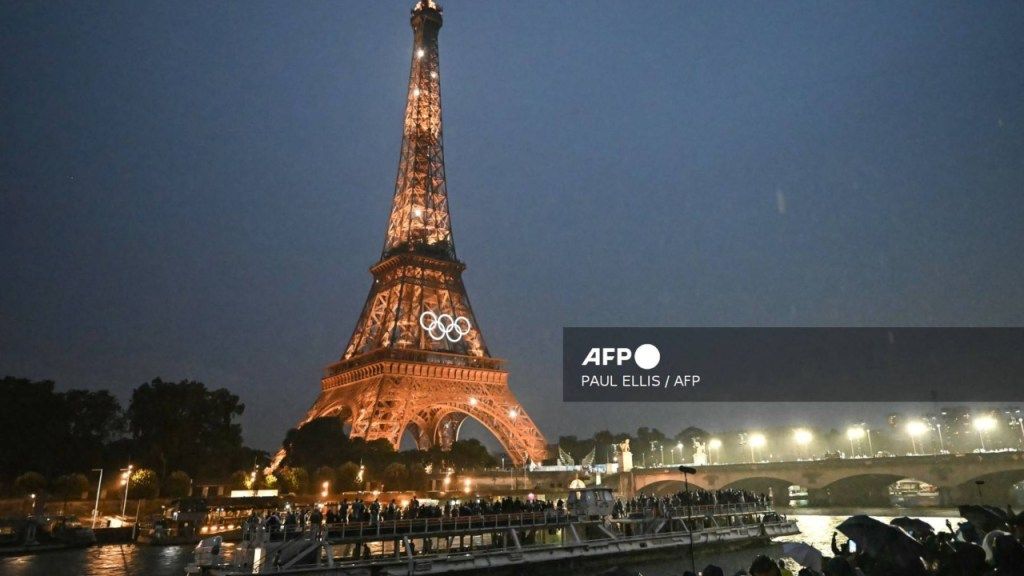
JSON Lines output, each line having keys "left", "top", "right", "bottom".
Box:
{"left": 958, "top": 505, "right": 1011, "bottom": 535}
{"left": 837, "top": 515, "right": 925, "bottom": 573}
{"left": 890, "top": 516, "right": 935, "bottom": 540}
{"left": 781, "top": 542, "right": 823, "bottom": 571}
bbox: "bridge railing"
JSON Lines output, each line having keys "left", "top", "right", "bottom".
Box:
{"left": 629, "top": 502, "right": 772, "bottom": 518}
{"left": 242, "top": 510, "right": 571, "bottom": 544}
{"left": 321, "top": 510, "right": 570, "bottom": 541}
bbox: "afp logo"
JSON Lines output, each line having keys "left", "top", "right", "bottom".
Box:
{"left": 581, "top": 344, "right": 661, "bottom": 370}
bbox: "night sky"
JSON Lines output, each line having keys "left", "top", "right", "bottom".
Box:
{"left": 3, "top": 1, "right": 1023, "bottom": 452}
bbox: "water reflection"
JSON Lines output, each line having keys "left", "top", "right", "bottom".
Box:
{"left": 0, "top": 515, "right": 961, "bottom": 576}
{"left": 0, "top": 542, "right": 219, "bottom": 576}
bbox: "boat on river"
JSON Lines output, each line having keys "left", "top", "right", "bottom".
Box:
{"left": 0, "top": 515, "right": 96, "bottom": 557}
{"left": 138, "top": 496, "right": 282, "bottom": 546}
{"left": 184, "top": 487, "right": 799, "bottom": 575}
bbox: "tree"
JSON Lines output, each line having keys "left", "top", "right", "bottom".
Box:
{"left": 275, "top": 466, "right": 308, "bottom": 495}
{"left": 314, "top": 466, "right": 336, "bottom": 493}
{"left": 53, "top": 473, "right": 90, "bottom": 500}
{"left": 282, "top": 417, "right": 397, "bottom": 472}
{"left": 129, "top": 467, "right": 160, "bottom": 498}
{"left": 164, "top": 471, "right": 192, "bottom": 498}
{"left": 128, "top": 378, "right": 246, "bottom": 479}
{"left": 14, "top": 472, "right": 47, "bottom": 495}
{"left": 336, "top": 462, "right": 362, "bottom": 492}
{"left": 60, "top": 389, "right": 125, "bottom": 472}
{"left": 1, "top": 378, "right": 74, "bottom": 477}
{"left": 127, "top": 468, "right": 159, "bottom": 499}
{"left": 229, "top": 470, "right": 249, "bottom": 489}
{"left": 383, "top": 463, "right": 409, "bottom": 488}
{"left": 446, "top": 439, "right": 496, "bottom": 470}
{"left": 282, "top": 418, "right": 349, "bottom": 470}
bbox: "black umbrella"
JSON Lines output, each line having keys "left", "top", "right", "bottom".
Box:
{"left": 958, "top": 505, "right": 1011, "bottom": 535}
{"left": 1014, "top": 510, "right": 1024, "bottom": 527}
{"left": 837, "top": 515, "right": 926, "bottom": 573}
{"left": 890, "top": 516, "right": 935, "bottom": 540}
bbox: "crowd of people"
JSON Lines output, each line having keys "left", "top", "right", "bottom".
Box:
{"left": 608, "top": 507, "right": 1024, "bottom": 576}
{"left": 615, "top": 488, "right": 771, "bottom": 518}
{"left": 239, "top": 489, "right": 1024, "bottom": 576}
{"left": 243, "top": 494, "right": 561, "bottom": 537}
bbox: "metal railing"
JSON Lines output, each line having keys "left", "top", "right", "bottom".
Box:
{"left": 323, "top": 510, "right": 570, "bottom": 541}
{"left": 242, "top": 510, "right": 572, "bottom": 544}
{"left": 624, "top": 501, "right": 773, "bottom": 518}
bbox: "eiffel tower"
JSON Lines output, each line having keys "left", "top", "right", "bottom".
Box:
{"left": 282, "top": 0, "right": 547, "bottom": 467}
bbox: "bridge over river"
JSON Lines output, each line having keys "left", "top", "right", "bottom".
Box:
{"left": 617, "top": 451, "right": 1024, "bottom": 506}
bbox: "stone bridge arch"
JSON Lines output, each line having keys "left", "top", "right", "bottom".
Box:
{"left": 816, "top": 473, "right": 908, "bottom": 507}
{"left": 641, "top": 478, "right": 712, "bottom": 496}
{"left": 720, "top": 476, "right": 797, "bottom": 502}
{"left": 948, "top": 468, "right": 1024, "bottom": 506}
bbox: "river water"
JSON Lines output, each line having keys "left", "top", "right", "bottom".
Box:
{"left": 0, "top": 510, "right": 961, "bottom": 576}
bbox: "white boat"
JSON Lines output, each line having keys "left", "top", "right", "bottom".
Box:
{"left": 185, "top": 487, "right": 798, "bottom": 575}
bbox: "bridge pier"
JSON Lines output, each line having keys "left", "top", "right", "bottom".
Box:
{"left": 616, "top": 472, "right": 636, "bottom": 498}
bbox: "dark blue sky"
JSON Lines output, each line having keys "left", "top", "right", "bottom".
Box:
{"left": 3, "top": 1, "right": 1023, "bottom": 451}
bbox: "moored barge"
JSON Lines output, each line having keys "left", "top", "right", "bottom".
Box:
{"left": 185, "top": 487, "right": 799, "bottom": 575}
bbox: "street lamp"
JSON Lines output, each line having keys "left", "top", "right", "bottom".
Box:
{"left": 749, "top": 433, "right": 766, "bottom": 463}
{"left": 906, "top": 421, "right": 928, "bottom": 455}
{"left": 846, "top": 427, "right": 866, "bottom": 458}
{"left": 676, "top": 441, "right": 684, "bottom": 465}
{"left": 120, "top": 464, "right": 133, "bottom": 517}
{"left": 91, "top": 468, "right": 104, "bottom": 529}
{"left": 708, "top": 438, "right": 722, "bottom": 464}
{"left": 973, "top": 415, "right": 997, "bottom": 451}
{"left": 793, "top": 429, "right": 813, "bottom": 460}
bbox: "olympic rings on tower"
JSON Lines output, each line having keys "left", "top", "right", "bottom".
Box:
{"left": 419, "top": 311, "right": 472, "bottom": 342}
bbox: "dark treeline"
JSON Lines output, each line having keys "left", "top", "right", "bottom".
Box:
{"left": 0, "top": 377, "right": 500, "bottom": 500}
{"left": 270, "top": 417, "right": 496, "bottom": 495}
{"left": 0, "top": 376, "right": 263, "bottom": 498}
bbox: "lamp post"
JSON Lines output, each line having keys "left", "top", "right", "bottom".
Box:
{"left": 859, "top": 423, "right": 875, "bottom": 457}
{"left": 847, "top": 426, "right": 866, "bottom": 458}
{"left": 678, "top": 465, "right": 698, "bottom": 575}
{"left": 120, "top": 464, "right": 133, "bottom": 517}
{"left": 91, "top": 468, "right": 103, "bottom": 529}
{"left": 973, "top": 415, "right": 997, "bottom": 451}
{"left": 906, "top": 421, "right": 927, "bottom": 455}
{"left": 749, "top": 434, "right": 766, "bottom": 463}
{"left": 676, "top": 442, "right": 684, "bottom": 465}
{"left": 1017, "top": 417, "right": 1024, "bottom": 450}
{"left": 793, "top": 429, "right": 813, "bottom": 460}
{"left": 708, "top": 438, "right": 722, "bottom": 464}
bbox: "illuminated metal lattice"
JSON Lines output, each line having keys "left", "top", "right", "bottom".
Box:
{"left": 277, "top": 1, "right": 547, "bottom": 469}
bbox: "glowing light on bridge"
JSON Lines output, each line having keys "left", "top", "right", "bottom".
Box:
{"left": 973, "top": 414, "right": 997, "bottom": 451}
{"left": 708, "top": 438, "right": 722, "bottom": 464}
{"left": 846, "top": 426, "right": 866, "bottom": 458}
{"left": 748, "top": 433, "right": 766, "bottom": 463}
{"left": 792, "top": 429, "right": 813, "bottom": 459}
{"left": 906, "top": 420, "right": 928, "bottom": 455}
